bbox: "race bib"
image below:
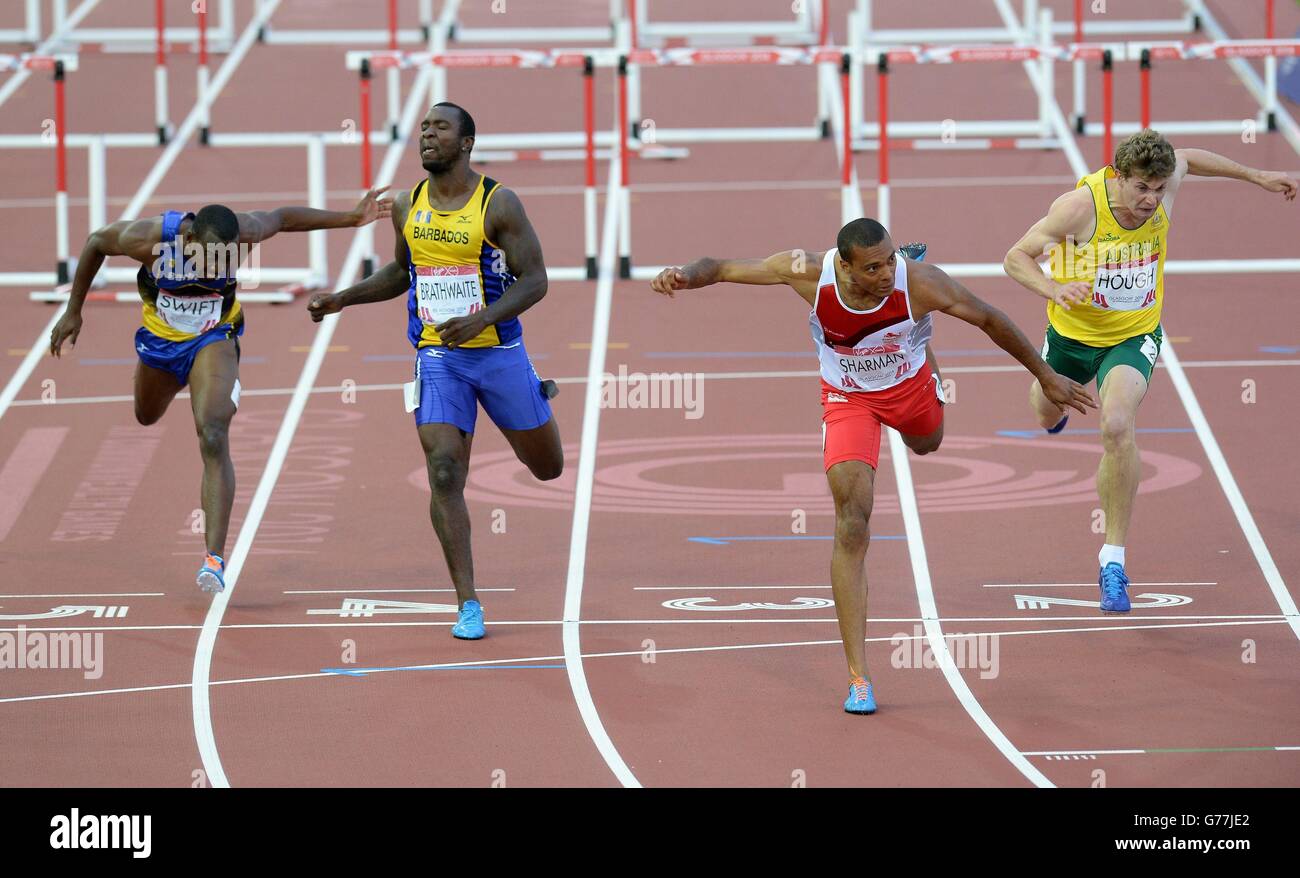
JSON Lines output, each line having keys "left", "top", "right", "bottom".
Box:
{"left": 1091, "top": 252, "right": 1158, "bottom": 311}
{"left": 835, "top": 347, "right": 913, "bottom": 390}
{"left": 155, "top": 291, "right": 225, "bottom": 335}
{"left": 415, "top": 265, "right": 482, "bottom": 326}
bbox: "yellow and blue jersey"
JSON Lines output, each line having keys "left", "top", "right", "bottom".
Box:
{"left": 404, "top": 175, "right": 521, "bottom": 349}
{"left": 138, "top": 209, "right": 241, "bottom": 342}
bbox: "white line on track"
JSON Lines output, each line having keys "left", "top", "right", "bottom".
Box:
{"left": 825, "top": 43, "right": 1053, "bottom": 787}
{"left": 4, "top": 617, "right": 1288, "bottom": 706}
{"left": 0, "top": 592, "right": 164, "bottom": 598}
{"left": 0, "top": 0, "right": 285, "bottom": 425}
{"left": 1022, "top": 747, "right": 1300, "bottom": 757}
{"left": 5, "top": 171, "right": 1294, "bottom": 211}
{"left": 188, "top": 7, "right": 441, "bottom": 789}
{"left": 1001, "top": 0, "right": 1300, "bottom": 649}
{"left": 281, "top": 588, "right": 517, "bottom": 595}
{"left": 559, "top": 125, "right": 641, "bottom": 789}
{"left": 9, "top": 359, "right": 1299, "bottom": 409}
{"left": 982, "top": 582, "right": 1217, "bottom": 588}
{"left": 1, "top": 614, "right": 1290, "bottom": 635}
{"left": 1161, "top": 342, "right": 1300, "bottom": 642}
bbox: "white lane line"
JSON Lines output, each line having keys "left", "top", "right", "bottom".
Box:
{"left": 826, "top": 45, "right": 1052, "bottom": 787}
{"left": 634, "top": 585, "right": 837, "bottom": 590}
{"left": 982, "top": 582, "right": 1217, "bottom": 588}
{"left": 1006, "top": 0, "right": 1300, "bottom": 648}
{"left": 1160, "top": 341, "right": 1300, "bottom": 642}
{"left": 281, "top": 588, "right": 517, "bottom": 595}
{"left": 3, "top": 614, "right": 1289, "bottom": 635}
{"left": 1023, "top": 747, "right": 1300, "bottom": 757}
{"left": 6, "top": 617, "right": 1287, "bottom": 706}
{"left": 889, "top": 429, "right": 1054, "bottom": 787}
{"left": 10, "top": 172, "right": 1295, "bottom": 210}
{"left": 0, "top": 592, "right": 164, "bottom": 598}
{"left": 188, "top": 61, "right": 438, "bottom": 789}
{"left": 0, "top": 0, "right": 286, "bottom": 426}
{"left": 11, "top": 359, "right": 1300, "bottom": 409}
{"left": 559, "top": 130, "right": 641, "bottom": 790}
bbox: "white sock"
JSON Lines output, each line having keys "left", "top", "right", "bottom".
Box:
{"left": 1099, "top": 544, "right": 1126, "bottom": 568}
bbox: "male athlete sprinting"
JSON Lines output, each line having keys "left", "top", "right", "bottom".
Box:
{"left": 1004, "top": 129, "right": 1296, "bottom": 614}
{"left": 49, "top": 192, "right": 389, "bottom": 592}
{"left": 652, "top": 219, "right": 1095, "bottom": 713}
{"left": 308, "top": 102, "right": 562, "bottom": 641}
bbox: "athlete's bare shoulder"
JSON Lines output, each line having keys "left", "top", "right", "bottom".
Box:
{"left": 114, "top": 216, "right": 166, "bottom": 263}
{"left": 484, "top": 184, "right": 529, "bottom": 235}
{"left": 392, "top": 186, "right": 413, "bottom": 228}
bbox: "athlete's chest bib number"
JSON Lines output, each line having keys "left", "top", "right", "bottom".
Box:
{"left": 156, "top": 292, "right": 225, "bottom": 334}
{"left": 416, "top": 265, "right": 483, "bottom": 326}
{"left": 1092, "top": 257, "right": 1158, "bottom": 311}
{"left": 836, "top": 349, "right": 912, "bottom": 388}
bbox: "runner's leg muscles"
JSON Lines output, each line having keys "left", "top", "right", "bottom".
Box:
{"left": 134, "top": 361, "right": 183, "bottom": 426}
{"left": 1029, "top": 379, "right": 1067, "bottom": 429}
{"left": 826, "top": 460, "right": 875, "bottom": 682}
{"left": 418, "top": 423, "right": 478, "bottom": 606}
{"left": 500, "top": 415, "right": 563, "bottom": 481}
{"left": 188, "top": 339, "right": 240, "bottom": 557}
{"left": 901, "top": 419, "right": 943, "bottom": 456}
{"left": 1097, "top": 364, "right": 1147, "bottom": 547}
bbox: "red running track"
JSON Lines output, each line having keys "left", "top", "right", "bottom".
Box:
{"left": 1, "top": 0, "right": 1297, "bottom": 787}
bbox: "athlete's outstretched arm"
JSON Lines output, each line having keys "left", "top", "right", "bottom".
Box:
{"left": 650, "top": 250, "right": 823, "bottom": 303}
{"left": 434, "top": 187, "right": 547, "bottom": 349}
{"left": 240, "top": 186, "right": 392, "bottom": 244}
{"left": 307, "top": 191, "right": 410, "bottom": 322}
{"left": 49, "top": 218, "right": 159, "bottom": 356}
{"left": 1003, "top": 188, "right": 1094, "bottom": 311}
{"left": 1161, "top": 148, "right": 1297, "bottom": 217}
{"left": 912, "top": 261, "right": 1097, "bottom": 415}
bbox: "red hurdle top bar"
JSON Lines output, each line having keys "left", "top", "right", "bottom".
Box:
{"left": 198, "top": 3, "right": 208, "bottom": 67}
{"left": 0, "top": 55, "right": 80, "bottom": 73}
{"left": 343, "top": 41, "right": 1300, "bottom": 72}
{"left": 155, "top": 0, "right": 165, "bottom": 66}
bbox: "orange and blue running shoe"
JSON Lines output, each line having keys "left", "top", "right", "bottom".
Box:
{"left": 844, "top": 676, "right": 877, "bottom": 714}
{"left": 197, "top": 553, "right": 226, "bottom": 593}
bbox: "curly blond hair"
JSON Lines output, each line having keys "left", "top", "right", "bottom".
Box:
{"left": 1113, "top": 129, "right": 1176, "bottom": 179}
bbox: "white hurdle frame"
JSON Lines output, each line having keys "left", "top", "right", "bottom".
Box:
{"left": 631, "top": 0, "right": 823, "bottom": 47}
{"left": 852, "top": 6, "right": 1295, "bottom": 147}
{"left": 48, "top": 0, "right": 236, "bottom": 52}
{"left": 255, "top": 0, "right": 448, "bottom": 47}
{"left": 2, "top": 130, "right": 339, "bottom": 297}
{"left": 0, "top": 0, "right": 42, "bottom": 44}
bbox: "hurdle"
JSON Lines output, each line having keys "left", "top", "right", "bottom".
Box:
{"left": 848, "top": 0, "right": 1250, "bottom": 141}
{"left": 1072, "top": 39, "right": 1300, "bottom": 165}
{"left": 630, "top": 0, "right": 826, "bottom": 48}
{"left": 46, "top": 0, "right": 236, "bottom": 52}
{"left": 348, "top": 48, "right": 612, "bottom": 281}
{"left": 0, "top": 0, "right": 42, "bottom": 44}
{"left": 855, "top": 0, "right": 1196, "bottom": 45}
{"left": 611, "top": 45, "right": 847, "bottom": 278}
{"left": 1063, "top": 1, "right": 1282, "bottom": 135}
{"left": 446, "top": 0, "right": 616, "bottom": 44}
{"left": 0, "top": 54, "right": 80, "bottom": 286}
{"left": 256, "top": 0, "right": 441, "bottom": 47}
{"left": 623, "top": 1, "right": 833, "bottom": 145}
